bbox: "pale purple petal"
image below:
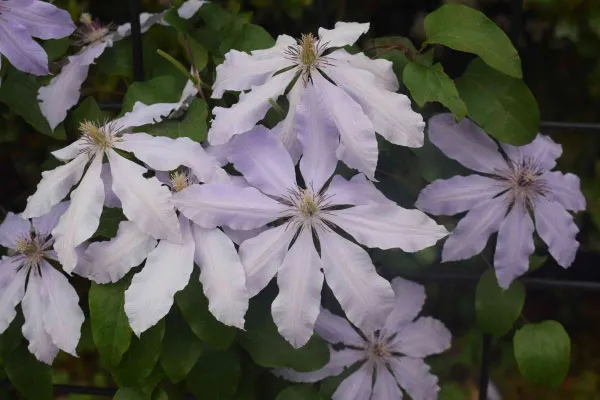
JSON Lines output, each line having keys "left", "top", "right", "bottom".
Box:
{"left": 125, "top": 216, "right": 195, "bottom": 335}
{"left": 208, "top": 69, "right": 296, "bottom": 146}
{"left": 543, "top": 171, "right": 586, "bottom": 212}
{"left": 328, "top": 204, "right": 448, "bottom": 252}
{"left": 221, "top": 225, "right": 266, "bottom": 245}
{"left": 318, "top": 22, "right": 370, "bottom": 48}
{"left": 227, "top": 126, "right": 296, "bottom": 197}
{"left": 332, "top": 360, "right": 374, "bottom": 400}
{"left": 239, "top": 224, "right": 296, "bottom": 297}
{"left": 390, "top": 317, "right": 452, "bottom": 358}
{"left": 0, "top": 19, "right": 48, "bottom": 75}
{"left": 494, "top": 201, "right": 535, "bottom": 289}
{"left": 271, "top": 228, "right": 324, "bottom": 348}
{"left": 372, "top": 362, "right": 403, "bottom": 400}
{"left": 192, "top": 224, "right": 249, "bottom": 329}
{"left": 31, "top": 201, "right": 69, "bottom": 235}
{"left": 428, "top": 113, "right": 507, "bottom": 174}
{"left": 275, "top": 346, "right": 364, "bottom": 383}
{"left": 416, "top": 175, "right": 506, "bottom": 216}
{"left": 51, "top": 139, "right": 87, "bottom": 162}
{"left": 272, "top": 80, "right": 304, "bottom": 162}
{"left": 501, "top": 134, "right": 562, "bottom": 171}
{"left": 314, "top": 308, "right": 364, "bottom": 348}
{"left": 327, "top": 174, "right": 394, "bottom": 206}
{"left": 0, "top": 212, "right": 30, "bottom": 248}
{"left": 328, "top": 49, "right": 398, "bottom": 91}
{"left": 388, "top": 357, "right": 439, "bottom": 400}
{"left": 534, "top": 197, "right": 579, "bottom": 268}
{"left": 442, "top": 194, "right": 510, "bottom": 262}
{"left": 0, "top": 257, "right": 27, "bottom": 334}
{"left": 296, "top": 81, "right": 339, "bottom": 191}
{"left": 318, "top": 228, "right": 394, "bottom": 332}
{"left": 312, "top": 72, "right": 378, "bottom": 179}
{"left": 382, "top": 277, "right": 426, "bottom": 334}
{"left": 7, "top": 0, "right": 75, "bottom": 39}
{"left": 173, "top": 182, "right": 285, "bottom": 230}
{"left": 113, "top": 100, "right": 187, "bottom": 130}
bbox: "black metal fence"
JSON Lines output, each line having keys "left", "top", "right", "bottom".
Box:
{"left": 8, "top": 0, "right": 600, "bottom": 398}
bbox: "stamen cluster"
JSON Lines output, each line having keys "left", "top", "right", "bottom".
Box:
{"left": 74, "top": 13, "right": 112, "bottom": 46}
{"left": 496, "top": 156, "right": 547, "bottom": 207}
{"left": 14, "top": 231, "right": 53, "bottom": 270}
{"left": 79, "top": 120, "right": 123, "bottom": 154}
{"left": 284, "top": 33, "right": 330, "bottom": 84}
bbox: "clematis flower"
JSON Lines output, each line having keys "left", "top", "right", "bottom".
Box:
{"left": 416, "top": 114, "right": 586, "bottom": 288}
{"left": 173, "top": 88, "right": 447, "bottom": 347}
{"left": 275, "top": 278, "right": 452, "bottom": 400}
{"left": 38, "top": 0, "right": 205, "bottom": 130}
{"left": 22, "top": 97, "right": 200, "bottom": 274}
{"left": 0, "top": 0, "right": 75, "bottom": 77}
{"left": 0, "top": 203, "right": 84, "bottom": 364}
{"left": 209, "top": 21, "right": 425, "bottom": 178}
{"left": 75, "top": 137, "right": 249, "bottom": 334}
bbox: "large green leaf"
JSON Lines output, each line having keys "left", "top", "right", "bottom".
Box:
{"left": 475, "top": 270, "right": 525, "bottom": 337}
{"left": 121, "top": 75, "right": 186, "bottom": 113}
{"left": 93, "top": 208, "right": 127, "bottom": 239}
{"left": 424, "top": 4, "right": 522, "bottom": 78}
{"left": 186, "top": 347, "right": 241, "bottom": 399}
{"left": 4, "top": 344, "right": 52, "bottom": 400}
{"left": 160, "top": 307, "right": 203, "bottom": 383}
{"left": 276, "top": 385, "right": 324, "bottom": 400}
{"left": 0, "top": 70, "right": 67, "bottom": 139}
{"left": 456, "top": 58, "right": 539, "bottom": 145}
{"left": 514, "top": 320, "right": 571, "bottom": 387}
{"left": 239, "top": 300, "right": 329, "bottom": 372}
{"left": 89, "top": 279, "right": 133, "bottom": 367}
{"left": 143, "top": 99, "right": 208, "bottom": 142}
{"left": 403, "top": 61, "right": 467, "bottom": 119}
{"left": 43, "top": 38, "right": 72, "bottom": 62}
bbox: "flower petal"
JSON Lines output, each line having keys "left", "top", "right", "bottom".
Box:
{"left": 239, "top": 224, "right": 296, "bottom": 297}
{"left": 318, "top": 228, "right": 394, "bottom": 332}
{"left": 108, "top": 150, "right": 181, "bottom": 242}
{"left": 173, "top": 182, "right": 285, "bottom": 230}
{"left": 494, "top": 201, "right": 535, "bottom": 289}
{"left": 113, "top": 100, "right": 188, "bottom": 130}
{"left": 23, "top": 154, "right": 88, "bottom": 219}
{"left": 0, "top": 257, "right": 27, "bottom": 334}
{"left": 501, "top": 134, "right": 562, "bottom": 171}
{"left": 327, "top": 174, "right": 394, "bottom": 206}
{"left": 76, "top": 221, "right": 157, "bottom": 284}
{"left": 383, "top": 277, "right": 426, "bottom": 334}
{"left": 318, "top": 22, "right": 370, "bottom": 48}
{"left": 192, "top": 224, "right": 249, "bottom": 329}
{"left": 416, "top": 174, "right": 505, "bottom": 216}
{"left": 329, "top": 49, "right": 398, "bottom": 91}
{"left": 388, "top": 357, "right": 440, "bottom": 400}
{"left": 31, "top": 201, "right": 69, "bottom": 235}
{"left": 53, "top": 154, "right": 104, "bottom": 273}
{"left": 7, "top": 0, "right": 75, "bottom": 39}
{"left": 125, "top": 216, "right": 195, "bottom": 335}
{"left": 227, "top": 126, "right": 296, "bottom": 197}
{"left": 272, "top": 228, "right": 324, "bottom": 348}
{"left": 208, "top": 69, "right": 296, "bottom": 145}
{"left": 0, "top": 19, "right": 48, "bottom": 75}
{"left": 372, "top": 362, "right": 403, "bottom": 400}
{"left": 332, "top": 360, "right": 374, "bottom": 400}
{"left": 428, "top": 113, "right": 507, "bottom": 174}
{"left": 272, "top": 79, "right": 304, "bottom": 162}
{"left": 51, "top": 139, "right": 87, "bottom": 162}
{"left": 176, "top": 0, "right": 206, "bottom": 19}
{"left": 314, "top": 308, "right": 364, "bottom": 348}
{"left": 442, "top": 194, "right": 509, "bottom": 262}
{"left": 543, "top": 171, "right": 586, "bottom": 212}
{"left": 21, "top": 268, "right": 59, "bottom": 364}
{"left": 38, "top": 43, "right": 110, "bottom": 130}
{"left": 312, "top": 72, "right": 377, "bottom": 179}
{"left": 40, "top": 260, "right": 84, "bottom": 356}
{"left": 221, "top": 226, "right": 266, "bottom": 245}
{"left": 275, "top": 346, "right": 364, "bottom": 383}
{"left": 328, "top": 204, "right": 448, "bottom": 252}
{"left": 296, "top": 81, "right": 339, "bottom": 191}
{"left": 326, "top": 63, "right": 424, "bottom": 148}
{"left": 0, "top": 213, "right": 30, "bottom": 248}
{"left": 534, "top": 197, "right": 579, "bottom": 268}
{"left": 390, "top": 317, "right": 452, "bottom": 358}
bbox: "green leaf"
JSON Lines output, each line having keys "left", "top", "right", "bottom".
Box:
{"left": 175, "top": 270, "right": 236, "bottom": 349}
{"left": 424, "top": 4, "right": 522, "bottom": 78}
{"left": 0, "top": 70, "right": 67, "bottom": 139}
{"left": 187, "top": 38, "right": 209, "bottom": 73}
{"left": 0, "top": 313, "right": 24, "bottom": 357}
{"left": 276, "top": 385, "right": 323, "bottom": 400}
{"left": 111, "top": 320, "right": 166, "bottom": 387}
{"left": 455, "top": 58, "right": 539, "bottom": 145}
{"left": 66, "top": 96, "right": 107, "bottom": 138}
{"left": 227, "top": 24, "right": 275, "bottom": 54}
{"left": 403, "top": 62, "right": 467, "bottom": 119}
{"left": 113, "top": 387, "right": 151, "bottom": 400}
{"left": 122, "top": 75, "right": 187, "bottom": 113}
{"left": 89, "top": 279, "right": 133, "bottom": 367}
{"left": 186, "top": 347, "right": 241, "bottom": 399}
{"left": 95, "top": 39, "right": 160, "bottom": 80}
{"left": 144, "top": 99, "right": 207, "bottom": 142}
{"left": 475, "top": 270, "right": 525, "bottom": 337}
{"left": 160, "top": 307, "right": 203, "bottom": 383}
{"left": 239, "top": 300, "right": 329, "bottom": 371}
{"left": 43, "top": 38, "right": 72, "bottom": 62}
{"left": 514, "top": 320, "right": 571, "bottom": 387}
{"left": 4, "top": 344, "right": 52, "bottom": 400}
{"left": 94, "top": 208, "right": 127, "bottom": 239}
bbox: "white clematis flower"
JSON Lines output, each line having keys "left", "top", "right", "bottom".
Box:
{"left": 0, "top": 203, "right": 85, "bottom": 364}
{"left": 275, "top": 278, "right": 452, "bottom": 400}
{"left": 209, "top": 21, "right": 425, "bottom": 178}
{"left": 22, "top": 98, "right": 199, "bottom": 274}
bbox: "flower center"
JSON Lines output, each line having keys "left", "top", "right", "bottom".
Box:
{"left": 75, "top": 13, "right": 111, "bottom": 46}
{"left": 297, "top": 189, "right": 321, "bottom": 217}
{"left": 169, "top": 170, "right": 197, "bottom": 192}
{"left": 366, "top": 336, "right": 391, "bottom": 360}
{"left": 500, "top": 157, "right": 547, "bottom": 206}
{"left": 299, "top": 33, "right": 319, "bottom": 67}
{"left": 284, "top": 33, "right": 329, "bottom": 84}
{"left": 14, "top": 232, "right": 52, "bottom": 270}
{"left": 79, "top": 120, "right": 122, "bottom": 153}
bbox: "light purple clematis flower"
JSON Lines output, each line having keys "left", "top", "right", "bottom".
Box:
{"left": 0, "top": 203, "right": 84, "bottom": 364}
{"left": 209, "top": 21, "right": 425, "bottom": 178}
{"left": 275, "top": 278, "right": 452, "bottom": 400}
{"left": 0, "top": 0, "right": 75, "bottom": 77}
{"left": 173, "top": 87, "right": 447, "bottom": 348}
{"left": 417, "top": 113, "right": 586, "bottom": 288}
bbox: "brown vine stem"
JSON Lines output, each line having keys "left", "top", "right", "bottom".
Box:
{"left": 368, "top": 43, "right": 416, "bottom": 61}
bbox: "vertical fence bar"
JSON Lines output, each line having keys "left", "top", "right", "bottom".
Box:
{"left": 478, "top": 334, "right": 492, "bottom": 400}
{"left": 128, "top": 0, "right": 145, "bottom": 81}
{"left": 510, "top": 0, "right": 524, "bottom": 44}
